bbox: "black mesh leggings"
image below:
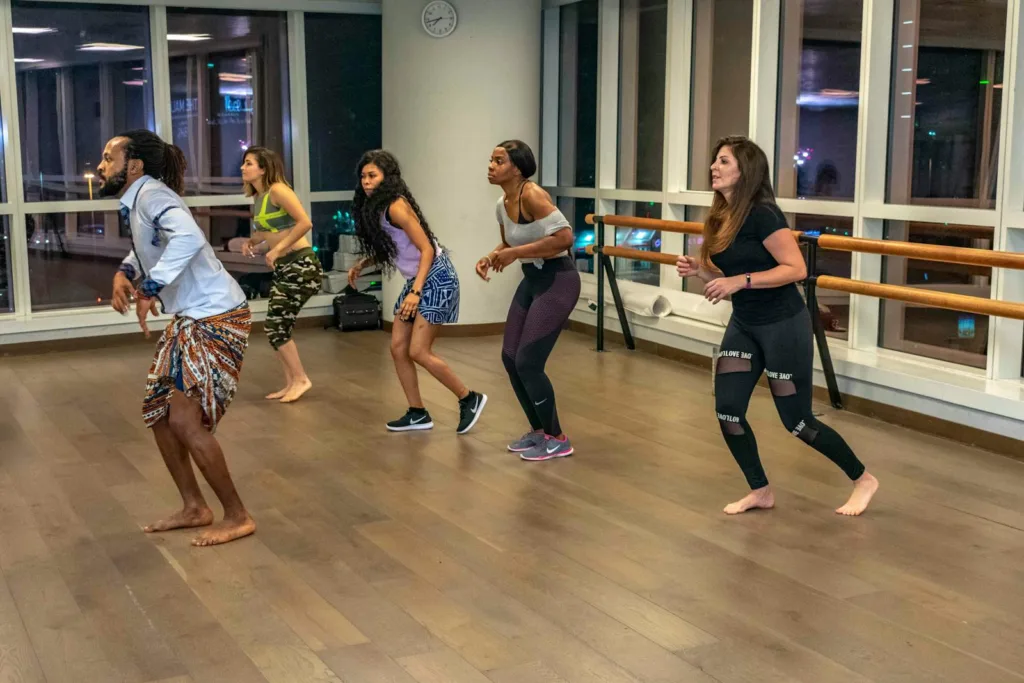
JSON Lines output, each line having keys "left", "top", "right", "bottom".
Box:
{"left": 502, "top": 257, "right": 581, "bottom": 437}
{"left": 714, "top": 307, "right": 865, "bottom": 489}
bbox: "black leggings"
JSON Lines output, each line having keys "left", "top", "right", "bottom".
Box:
{"left": 502, "top": 257, "right": 581, "bottom": 437}
{"left": 715, "top": 307, "right": 865, "bottom": 489}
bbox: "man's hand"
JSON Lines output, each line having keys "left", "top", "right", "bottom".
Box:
{"left": 136, "top": 295, "right": 159, "bottom": 337}
{"left": 112, "top": 272, "right": 134, "bottom": 314}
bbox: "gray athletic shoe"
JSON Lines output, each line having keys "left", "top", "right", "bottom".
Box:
{"left": 520, "top": 435, "right": 574, "bottom": 461}
{"left": 507, "top": 430, "right": 545, "bottom": 453}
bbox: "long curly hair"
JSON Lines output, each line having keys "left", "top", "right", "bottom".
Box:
{"left": 352, "top": 150, "right": 439, "bottom": 275}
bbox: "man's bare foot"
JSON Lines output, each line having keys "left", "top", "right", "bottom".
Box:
{"left": 143, "top": 506, "right": 214, "bottom": 533}
{"left": 836, "top": 472, "right": 879, "bottom": 516}
{"left": 191, "top": 513, "right": 256, "bottom": 547}
{"left": 724, "top": 486, "right": 775, "bottom": 515}
{"left": 266, "top": 387, "right": 289, "bottom": 400}
{"left": 280, "top": 378, "right": 312, "bottom": 404}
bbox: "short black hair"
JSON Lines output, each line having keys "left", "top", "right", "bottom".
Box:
{"left": 498, "top": 139, "right": 537, "bottom": 179}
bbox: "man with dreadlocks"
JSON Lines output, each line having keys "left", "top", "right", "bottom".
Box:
{"left": 98, "top": 129, "right": 256, "bottom": 546}
{"left": 348, "top": 149, "right": 488, "bottom": 434}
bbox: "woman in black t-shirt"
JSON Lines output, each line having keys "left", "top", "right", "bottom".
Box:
{"left": 677, "top": 136, "right": 879, "bottom": 517}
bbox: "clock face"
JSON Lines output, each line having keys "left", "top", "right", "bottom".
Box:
{"left": 422, "top": 0, "right": 457, "bottom": 38}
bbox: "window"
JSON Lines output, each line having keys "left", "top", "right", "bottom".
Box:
{"left": 880, "top": 220, "right": 993, "bottom": 368}
{"left": 790, "top": 214, "right": 852, "bottom": 340}
{"left": 617, "top": 0, "right": 666, "bottom": 191}
{"left": 27, "top": 209, "right": 129, "bottom": 311}
{"left": 887, "top": 0, "right": 1007, "bottom": 208}
{"left": 558, "top": 1, "right": 598, "bottom": 188}
{"left": 310, "top": 200, "right": 356, "bottom": 276}
{"left": 776, "top": 1, "right": 862, "bottom": 200}
{"left": 12, "top": 1, "right": 154, "bottom": 202}
{"left": 305, "top": 13, "right": 382, "bottom": 192}
{"left": 689, "top": 0, "right": 753, "bottom": 191}
{"left": 168, "top": 9, "right": 291, "bottom": 196}
{"left": 556, "top": 197, "right": 595, "bottom": 274}
{"left": 614, "top": 201, "right": 661, "bottom": 285}
{"left": 0, "top": 217, "right": 12, "bottom": 313}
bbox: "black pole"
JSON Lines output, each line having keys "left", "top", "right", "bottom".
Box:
{"left": 601, "top": 253, "right": 636, "bottom": 350}
{"left": 802, "top": 237, "right": 843, "bottom": 409}
{"left": 595, "top": 218, "right": 605, "bottom": 352}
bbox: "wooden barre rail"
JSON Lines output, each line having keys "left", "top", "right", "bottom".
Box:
{"left": 585, "top": 213, "right": 1024, "bottom": 271}
{"left": 586, "top": 244, "right": 1024, "bottom": 321}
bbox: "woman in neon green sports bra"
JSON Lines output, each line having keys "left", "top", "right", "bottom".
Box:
{"left": 241, "top": 146, "right": 323, "bottom": 403}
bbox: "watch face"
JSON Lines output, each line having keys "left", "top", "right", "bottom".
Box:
{"left": 422, "top": 1, "right": 457, "bottom": 37}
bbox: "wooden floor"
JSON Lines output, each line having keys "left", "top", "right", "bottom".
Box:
{"left": 1, "top": 327, "right": 1023, "bottom": 683}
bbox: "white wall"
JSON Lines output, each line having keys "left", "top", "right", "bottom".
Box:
{"left": 381, "top": 0, "right": 543, "bottom": 325}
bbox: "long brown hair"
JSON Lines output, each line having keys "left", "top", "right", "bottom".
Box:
{"left": 700, "top": 136, "right": 776, "bottom": 265}
{"left": 242, "top": 146, "right": 291, "bottom": 197}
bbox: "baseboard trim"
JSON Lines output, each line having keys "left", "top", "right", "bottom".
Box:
{"left": 567, "top": 320, "right": 1022, "bottom": 461}
{"left": 382, "top": 321, "right": 505, "bottom": 337}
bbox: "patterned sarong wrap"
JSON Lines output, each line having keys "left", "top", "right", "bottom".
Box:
{"left": 142, "top": 304, "right": 251, "bottom": 433}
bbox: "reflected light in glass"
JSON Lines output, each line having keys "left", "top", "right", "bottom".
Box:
{"left": 12, "top": 27, "right": 55, "bottom": 34}
{"left": 78, "top": 42, "right": 144, "bottom": 52}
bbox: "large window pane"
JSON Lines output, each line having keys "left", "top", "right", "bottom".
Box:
{"left": 558, "top": 1, "right": 598, "bottom": 188}
{"left": 168, "top": 9, "right": 290, "bottom": 196}
{"left": 309, "top": 200, "right": 356, "bottom": 277}
{"left": 28, "top": 209, "right": 129, "bottom": 311}
{"left": 305, "top": 13, "right": 382, "bottom": 192}
{"left": 13, "top": 1, "right": 154, "bottom": 202}
{"left": 689, "top": 0, "right": 752, "bottom": 191}
{"left": 790, "top": 213, "right": 852, "bottom": 339}
{"left": 617, "top": 0, "right": 666, "bottom": 191}
{"left": 776, "top": 1, "right": 862, "bottom": 200}
{"left": 887, "top": 0, "right": 1006, "bottom": 209}
{"left": 614, "top": 201, "right": 661, "bottom": 286}
{"left": 557, "top": 197, "right": 595, "bottom": 274}
{"left": 0, "top": 217, "right": 13, "bottom": 313}
{"left": 880, "top": 220, "right": 993, "bottom": 368}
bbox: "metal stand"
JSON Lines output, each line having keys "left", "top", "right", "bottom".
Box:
{"left": 803, "top": 236, "right": 843, "bottom": 409}
{"left": 591, "top": 217, "right": 635, "bottom": 352}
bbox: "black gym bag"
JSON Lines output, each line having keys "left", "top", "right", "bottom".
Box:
{"left": 328, "top": 286, "right": 382, "bottom": 332}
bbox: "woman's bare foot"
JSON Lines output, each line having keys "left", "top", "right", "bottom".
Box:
{"left": 266, "top": 387, "right": 289, "bottom": 400}
{"left": 724, "top": 486, "right": 775, "bottom": 515}
{"left": 191, "top": 513, "right": 256, "bottom": 547}
{"left": 280, "top": 378, "right": 312, "bottom": 404}
{"left": 143, "top": 506, "right": 214, "bottom": 533}
{"left": 836, "top": 472, "right": 879, "bottom": 516}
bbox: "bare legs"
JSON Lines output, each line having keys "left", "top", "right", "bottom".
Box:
{"left": 272, "top": 340, "right": 312, "bottom": 403}
{"left": 146, "top": 391, "right": 255, "bottom": 546}
{"left": 391, "top": 316, "right": 469, "bottom": 407}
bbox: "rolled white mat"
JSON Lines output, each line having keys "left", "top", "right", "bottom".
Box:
{"left": 580, "top": 282, "right": 672, "bottom": 318}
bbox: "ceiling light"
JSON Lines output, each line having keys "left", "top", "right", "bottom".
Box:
{"left": 122, "top": 80, "right": 146, "bottom": 86}
{"left": 13, "top": 27, "right": 55, "bottom": 34}
{"left": 219, "top": 72, "right": 252, "bottom": 82}
{"left": 78, "top": 42, "right": 144, "bottom": 52}
{"left": 167, "top": 33, "right": 211, "bottom": 42}
{"left": 14, "top": 57, "right": 44, "bottom": 63}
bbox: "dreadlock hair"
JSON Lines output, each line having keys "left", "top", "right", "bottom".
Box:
{"left": 352, "top": 150, "right": 439, "bottom": 276}
{"left": 119, "top": 129, "right": 187, "bottom": 195}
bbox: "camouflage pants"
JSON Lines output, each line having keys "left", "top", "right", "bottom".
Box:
{"left": 266, "top": 248, "right": 323, "bottom": 349}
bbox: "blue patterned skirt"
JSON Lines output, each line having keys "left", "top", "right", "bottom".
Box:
{"left": 395, "top": 249, "right": 460, "bottom": 325}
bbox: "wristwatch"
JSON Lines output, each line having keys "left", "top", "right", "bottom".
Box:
{"left": 745, "top": 273, "right": 752, "bottom": 289}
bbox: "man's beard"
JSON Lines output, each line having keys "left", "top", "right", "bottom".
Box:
{"left": 99, "top": 167, "right": 128, "bottom": 197}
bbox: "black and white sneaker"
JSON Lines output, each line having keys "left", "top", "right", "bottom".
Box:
{"left": 387, "top": 408, "right": 434, "bottom": 432}
{"left": 457, "top": 391, "right": 488, "bottom": 435}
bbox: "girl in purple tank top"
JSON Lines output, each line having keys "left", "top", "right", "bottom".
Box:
{"left": 350, "top": 150, "right": 488, "bottom": 435}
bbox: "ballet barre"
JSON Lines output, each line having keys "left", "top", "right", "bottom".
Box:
{"left": 583, "top": 213, "right": 1024, "bottom": 410}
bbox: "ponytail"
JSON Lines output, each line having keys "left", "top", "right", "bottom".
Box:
{"left": 162, "top": 143, "right": 187, "bottom": 195}
{"left": 118, "top": 129, "right": 189, "bottom": 196}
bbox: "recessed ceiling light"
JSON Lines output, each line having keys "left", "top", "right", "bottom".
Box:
{"left": 14, "top": 57, "right": 44, "bottom": 63}
{"left": 167, "top": 33, "right": 211, "bottom": 42}
{"left": 13, "top": 27, "right": 55, "bottom": 35}
{"left": 78, "top": 42, "right": 144, "bottom": 52}
{"left": 219, "top": 72, "right": 252, "bottom": 82}
{"left": 122, "top": 80, "right": 147, "bottom": 87}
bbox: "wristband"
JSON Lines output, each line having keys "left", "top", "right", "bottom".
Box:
{"left": 409, "top": 288, "right": 422, "bottom": 297}
{"left": 745, "top": 273, "right": 752, "bottom": 289}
